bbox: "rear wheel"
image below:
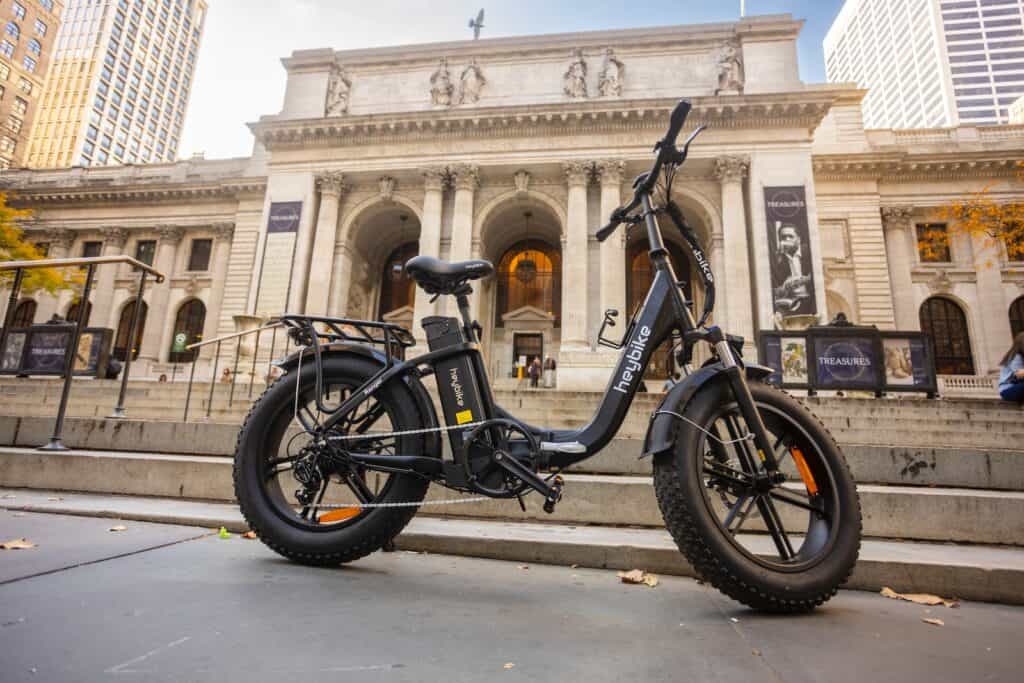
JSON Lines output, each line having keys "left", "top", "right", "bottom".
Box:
{"left": 654, "top": 379, "right": 861, "bottom": 612}
{"left": 233, "top": 355, "right": 431, "bottom": 566}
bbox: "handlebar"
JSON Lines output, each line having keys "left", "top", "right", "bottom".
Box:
{"left": 596, "top": 99, "right": 697, "bottom": 243}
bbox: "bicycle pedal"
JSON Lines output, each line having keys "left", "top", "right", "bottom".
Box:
{"left": 543, "top": 476, "right": 564, "bottom": 514}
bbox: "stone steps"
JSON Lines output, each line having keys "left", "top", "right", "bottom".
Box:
{"left": 2, "top": 446, "right": 1022, "bottom": 545}
{"left": 3, "top": 487, "right": 1023, "bottom": 606}
{"left": 2, "top": 416, "right": 1022, "bottom": 491}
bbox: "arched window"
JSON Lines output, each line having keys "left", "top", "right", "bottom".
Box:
{"left": 496, "top": 239, "right": 561, "bottom": 326}
{"left": 377, "top": 242, "right": 418, "bottom": 319}
{"left": 5, "top": 22, "right": 19, "bottom": 40}
{"left": 920, "top": 297, "right": 974, "bottom": 375}
{"left": 626, "top": 239, "right": 691, "bottom": 313}
{"left": 113, "top": 300, "right": 147, "bottom": 361}
{"left": 627, "top": 240, "right": 692, "bottom": 379}
{"left": 66, "top": 300, "right": 92, "bottom": 326}
{"left": 168, "top": 299, "right": 205, "bottom": 363}
{"left": 11, "top": 300, "right": 36, "bottom": 327}
{"left": 27, "top": 38, "right": 40, "bottom": 55}
{"left": 1011, "top": 296, "right": 1024, "bottom": 338}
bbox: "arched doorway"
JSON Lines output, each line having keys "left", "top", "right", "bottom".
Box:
{"left": 168, "top": 299, "right": 206, "bottom": 363}
{"left": 479, "top": 201, "right": 563, "bottom": 378}
{"left": 12, "top": 300, "right": 36, "bottom": 327}
{"left": 377, "top": 242, "right": 418, "bottom": 320}
{"left": 920, "top": 296, "right": 974, "bottom": 375}
{"left": 627, "top": 238, "right": 693, "bottom": 380}
{"left": 66, "top": 300, "right": 92, "bottom": 326}
{"left": 113, "top": 300, "right": 147, "bottom": 361}
{"left": 1011, "top": 296, "right": 1024, "bottom": 338}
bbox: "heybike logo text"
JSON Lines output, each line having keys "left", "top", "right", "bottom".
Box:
{"left": 694, "top": 248, "right": 713, "bottom": 283}
{"left": 613, "top": 325, "right": 652, "bottom": 394}
{"left": 449, "top": 367, "right": 465, "bottom": 407}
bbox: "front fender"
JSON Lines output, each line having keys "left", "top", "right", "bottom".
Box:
{"left": 275, "top": 343, "right": 441, "bottom": 456}
{"left": 641, "top": 362, "right": 773, "bottom": 459}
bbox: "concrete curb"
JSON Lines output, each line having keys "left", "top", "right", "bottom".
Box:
{"left": 2, "top": 488, "right": 1022, "bottom": 606}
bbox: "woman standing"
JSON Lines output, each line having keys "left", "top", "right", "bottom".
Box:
{"left": 998, "top": 332, "right": 1024, "bottom": 403}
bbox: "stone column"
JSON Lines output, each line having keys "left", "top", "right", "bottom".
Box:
{"left": 200, "top": 223, "right": 235, "bottom": 358}
{"left": 714, "top": 155, "right": 753, "bottom": 345}
{"left": 881, "top": 207, "right": 917, "bottom": 330}
{"left": 34, "top": 228, "right": 75, "bottom": 322}
{"left": 140, "top": 226, "right": 183, "bottom": 362}
{"left": 412, "top": 166, "right": 447, "bottom": 340}
{"left": 448, "top": 164, "right": 479, "bottom": 316}
{"left": 596, "top": 160, "right": 627, "bottom": 322}
{"left": 561, "top": 161, "right": 592, "bottom": 349}
{"left": 287, "top": 174, "right": 318, "bottom": 314}
{"left": 90, "top": 227, "right": 128, "bottom": 329}
{"left": 305, "top": 172, "right": 347, "bottom": 316}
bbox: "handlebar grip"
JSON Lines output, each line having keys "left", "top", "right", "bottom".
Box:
{"left": 596, "top": 220, "right": 619, "bottom": 243}
{"left": 664, "top": 99, "right": 692, "bottom": 147}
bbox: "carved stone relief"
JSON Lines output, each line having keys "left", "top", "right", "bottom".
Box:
{"left": 458, "top": 59, "right": 486, "bottom": 105}
{"left": 325, "top": 65, "right": 352, "bottom": 116}
{"left": 513, "top": 170, "right": 530, "bottom": 197}
{"left": 715, "top": 41, "right": 744, "bottom": 95}
{"left": 378, "top": 176, "right": 396, "bottom": 202}
{"left": 597, "top": 48, "right": 624, "bottom": 97}
{"left": 563, "top": 48, "right": 588, "bottom": 99}
{"left": 430, "top": 58, "right": 454, "bottom": 106}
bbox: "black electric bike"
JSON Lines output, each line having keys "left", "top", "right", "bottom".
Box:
{"left": 234, "top": 99, "right": 862, "bottom": 612}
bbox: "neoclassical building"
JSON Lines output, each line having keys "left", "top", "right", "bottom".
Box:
{"left": 2, "top": 15, "right": 1023, "bottom": 389}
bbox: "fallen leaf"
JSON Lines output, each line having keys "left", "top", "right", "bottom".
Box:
{"left": 109, "top": 525, "right": 127, "bottom": 532}
{"left": 730, "top": 617, "right": 740, "bottom": 624}
{"left": 503, "top": 663, "right": 515, "bottom": 670}
{"left": 47, "top": 497, "right": 63, "bottom": 502}
{"left": 617, "top": 569, "right": 658, "bottom": 587}
{"left": 881, "top": 586, "right": 959, "bottom": 608}
{"left": 218, "top": 527, "right": 232, "bottom": 539}
{"left": 570, "top": 564, "right": 579, "bottom": 569}
{"left": 752, "top": 649, "right": 762, "bottom": 656}
{"left": 922, "top": 618, "right": 945, "bottom": 627}
{"left": 242, "top": 531, "right": 257, "bottom": 539}
{"left": 518, "top": 565, "right": 529, "bottom": 570}
{"left": 1, "top": 538, "right": 36, "bottom": 550}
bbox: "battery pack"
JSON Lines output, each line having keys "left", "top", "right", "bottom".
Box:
{"left": 422, "top": 316, "right": 484, "bottom": 450}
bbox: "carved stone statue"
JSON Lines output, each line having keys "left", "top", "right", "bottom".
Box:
{"left": 563, "top": 48, "right": 587, "bottom": 99}
{"left": 325, "top": 65, "right": 352, "bottom": 116}
{"left": 598, "top": 48, "right": 624, "bottom": 97}
{"left": 430, "top": 58, "right": 454, "bottom": 106}
{"left": 715, "top": 42, "right": 744, "bottom": 95}
{"left": 458, "top": 59, "right": 486, "bottom": 105}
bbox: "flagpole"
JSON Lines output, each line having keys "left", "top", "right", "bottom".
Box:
{"left": 741, "top": 0, "right": 746, "bottom": 17}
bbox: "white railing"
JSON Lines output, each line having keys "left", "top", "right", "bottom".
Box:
{"left": 938, "top": 374, "right": 998, "bottom": 397}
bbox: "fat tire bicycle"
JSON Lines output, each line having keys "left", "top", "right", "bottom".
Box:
{"left": 233, "top": 99, "right": 862, "bottom": 612}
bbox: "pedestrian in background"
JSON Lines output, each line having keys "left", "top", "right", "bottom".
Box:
{"left": 529, "top": 357, "right": 542, "bottom": 388}
{"left": 543, "top": 356, "right": 556, "bottom": 388}
{"left": 998, "top": 332, "right": 1024, "bottom": 403}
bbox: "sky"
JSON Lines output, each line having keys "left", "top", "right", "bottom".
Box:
{"left": 178, "top": 1, "right": 846, "bottom": 160}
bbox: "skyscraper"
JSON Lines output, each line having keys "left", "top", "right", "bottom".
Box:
{"left": 825, "top": 0, "right": 1024, "bottom": 129}
{"left": 0, "top": 0, "right": 64, "bottom": 169}
{"left": 26, "top": 0, "right": 206, "bottom": 169}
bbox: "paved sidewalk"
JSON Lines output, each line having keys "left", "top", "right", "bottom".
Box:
{"left": 1, "top": 510, "right": 1022, "bottom": 682}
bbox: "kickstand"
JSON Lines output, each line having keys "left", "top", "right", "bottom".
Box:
{"left": 516, "top": 493, "right": 527, "bottom": 512}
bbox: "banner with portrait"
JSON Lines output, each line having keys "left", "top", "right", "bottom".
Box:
{"left": 764, "top": 186, "right": 817, "bottom": 318}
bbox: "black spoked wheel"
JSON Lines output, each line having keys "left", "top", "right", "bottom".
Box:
{"left": 654, "top": 379, "right": 861, "bottom": 612}
{"left": 234, "top": 355, "right": 431, "bottom": 566}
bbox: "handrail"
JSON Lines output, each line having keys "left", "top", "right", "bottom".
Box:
{"left": 0, "top": 255, "right": 165, "bottom": 282}
{"left": 186, "top": 320, "right": 282, "bottom": 351}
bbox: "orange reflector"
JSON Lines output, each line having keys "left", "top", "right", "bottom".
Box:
{"left": 318, "top": 508, "right": 362, "bottom": 523}
{"left": 789, "top": 446, "right": 819, "bottom": 496}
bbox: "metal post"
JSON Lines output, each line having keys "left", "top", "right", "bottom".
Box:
{"left": 171, "top": 362, "right": 178, "bottom": 383}
{"left": 183, "top": 357, "right": 197, "bottom": 422}
{"left": 265, "top": 326, "right": 279, "bottom": 389}
{"left": 0, "top": 268, "right": 25, "bottom": 365}
{"left": 228, "top": 338, "right": 241, "bottom": 407}
{"left": 110, "top": 272, "right": 147, "bottom": 418}
{"left": 40, "top": 264, "right": 95, "bottom": 451}
{"left": 248, "top": 327, "right": 261, "bottom": 398}
{"left": 206, "top": 340, "right": 220, "bottom": 420}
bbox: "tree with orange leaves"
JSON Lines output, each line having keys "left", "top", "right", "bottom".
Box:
{"left": 0, "top": 192, "right": 74, "bottom": 294}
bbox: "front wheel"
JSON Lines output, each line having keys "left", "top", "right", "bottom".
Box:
{"left": 654, "top": 378, "right": 861, "bottom": 612}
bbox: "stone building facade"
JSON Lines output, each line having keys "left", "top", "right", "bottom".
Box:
{"left": 2, "top": 15, "right": 1023, "bottom": 389}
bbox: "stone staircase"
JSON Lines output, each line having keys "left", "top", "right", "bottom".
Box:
{"left": 2, "top": 378, "right": 1023, "bottom": 603}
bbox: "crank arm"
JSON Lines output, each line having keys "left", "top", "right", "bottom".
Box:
{"left": 492, "top": 452, "right": 563, "bottom": 513}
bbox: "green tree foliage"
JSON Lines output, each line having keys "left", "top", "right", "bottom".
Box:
{"left": 0, "top": 192, "right": 77, "bottom": 294}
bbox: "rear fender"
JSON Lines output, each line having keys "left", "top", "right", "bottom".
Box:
{"left": 276, "top": 343, "right": 441, "bottom": 456}
{"left": 641, "top": 363, "right": 773, "bottom": 460}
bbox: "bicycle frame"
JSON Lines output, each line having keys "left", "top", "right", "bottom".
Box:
{"left": 281, "top": 187, "right": 781, "bottom": 479}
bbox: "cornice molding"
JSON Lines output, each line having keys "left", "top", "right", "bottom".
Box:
{"left": 249, "top": 95, "right": 836, "bottom": 151}
{"left": 814, "top": 153, "right": 1020, "bottom": 182}
{"left": 5, "top": 179, "right": 268, "bottom": 206}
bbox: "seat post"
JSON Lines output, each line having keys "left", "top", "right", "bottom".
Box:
{"left": 454, "top": 286, "right": 476, "bottom": 342}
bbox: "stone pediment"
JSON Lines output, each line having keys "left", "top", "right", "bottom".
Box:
{"left": 502, "top": 305, "right": 555, "bottom": 323}
{"left": 381, "top": 305, "right": 414, "bottom": 324}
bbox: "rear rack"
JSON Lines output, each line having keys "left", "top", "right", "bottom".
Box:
{"left": 278, "top": 314, "right": 417, "bottom": 416}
